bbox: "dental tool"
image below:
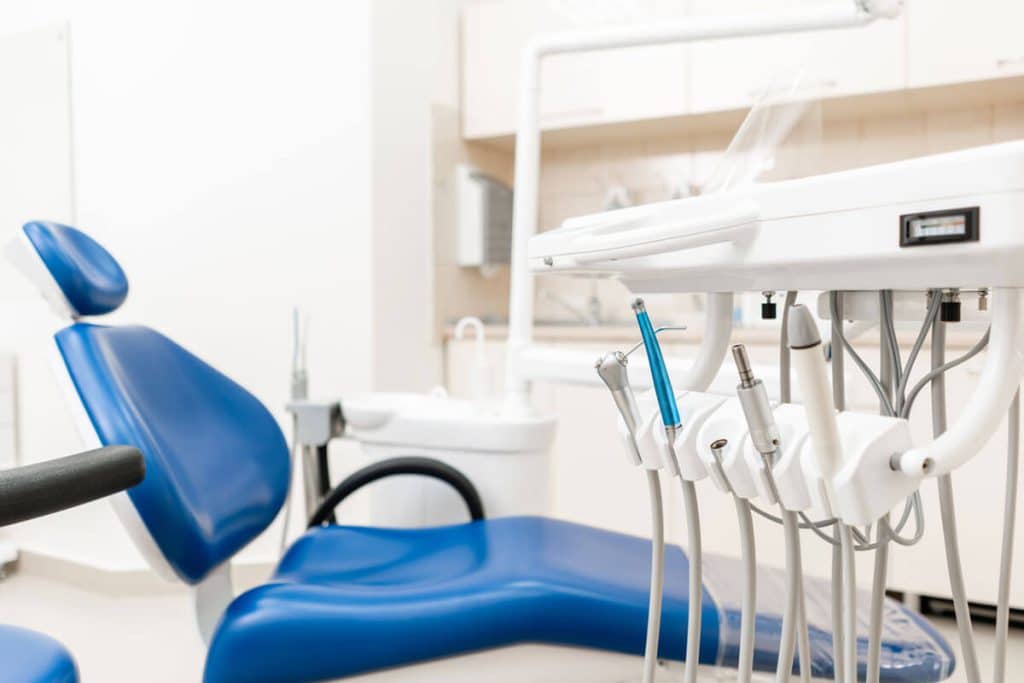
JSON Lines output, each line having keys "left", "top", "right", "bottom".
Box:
{"left": 596, "top": 351, "right": 664, "bottom": 683}
{"left": 632, "top": 298, "right": 703, "bottom": 683}
{"left": 787, "top": 305, "right": 855, "bottom": 683}
{"left": 732, "top": 344, "right": 810, "bottom": 683}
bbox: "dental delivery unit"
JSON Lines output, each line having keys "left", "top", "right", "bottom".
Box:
{"left": 529, "top": 138, "right": 1024, "bottom": 683}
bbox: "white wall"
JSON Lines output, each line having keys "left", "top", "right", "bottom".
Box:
{"left": 368, "top": 0, "right": 461, "bottom": 392}
{"left": 0, "top": 0, "right": 408, "bottom": 569}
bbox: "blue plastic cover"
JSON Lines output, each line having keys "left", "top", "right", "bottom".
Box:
{"left": 55, "top": 323, "right": 290, "bottom": 584}
{"left": 0, "top": 624, "right": 78, "bottom": 683}
{"left": 204, "top": 517, "right": 954, "bottom": 683}
{"left": 22, "top": 222, "right": 128, "bottom": 317}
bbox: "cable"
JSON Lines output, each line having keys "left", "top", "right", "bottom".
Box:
{"left": 901, "top": 329, "right": 990, "bottom": 419}
{"left": 994, "top": 389, "right": 1019, "bottom": 683}
{"left": 831, "top": 527, "right": 846, "bottom": 683}
{"left": 643, "top": 470, "right": 666, "bottom": 683}
{"left": 680, "top": 479, "right": 703, "bottom": 683}
{"left": 839, "top": 524, "right": 858, "bottom": 683}
{"left": 865, "top": 292, "right": 899, "bottom": 683}
{"left": 825, "top": 297, "right": 848, "bottom": 683}
{"left": 930, "top": 318, "right": 982, "bottom": 683}
{"left": 830, "top": 293, "right": 894, "bottom": 416}
{"left": 866, "top": 518, "right": 890, "bottom": 683}
{"left": 781, "top": 291, "right": 799, "bottom": 403}
{"left": 734, "top": 496, "right": 756, "bottom": 683}
{"left": 895, "top": 291, "right": 942, "bottom": 414}
{"left": 776, "top": 509, "right": 810, "bottom": 683}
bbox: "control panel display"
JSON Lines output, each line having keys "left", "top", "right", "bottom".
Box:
{"left": 900, "top": 207, "right": 979, "bottom": 247}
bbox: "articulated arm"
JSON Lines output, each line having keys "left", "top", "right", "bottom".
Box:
{"left": 899, "top": 288, "right": 1024, "bottom": 478}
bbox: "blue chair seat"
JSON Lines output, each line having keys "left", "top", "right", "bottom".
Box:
{"left": 0, "top": 625, "right": 78, "bottom": 683}
{"left": 204, "top": 517, "right": 953, "bottom": 683}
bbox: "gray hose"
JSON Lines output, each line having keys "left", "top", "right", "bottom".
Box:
{"left": 994, "top": 390, "right": 1020, "bottom": 683}
{"left": 831, "top": 527, "right": 845, "bottom": 683}
{"left": 831, "top": 292, "right": 846, "bottom": 411}
{"left": 781, "top": 291, "right": 799, "bottom": 404}
{"left": 830, "top": 293, "right": 847, "bottom": 683}
{"left": 735, "top": 497, "right": 756, "bottom": 683}
{"left": 776, "top": 510, "right": 810, "bottom": 683}
{"left": 866, "top": 519, "right": 890, "bottom": 683}
{"left": 643, "top": 470, "right": 665, "bottom": 683}
{"left": 681, "top": 479, "right": 703, "bottom": 683}
{"left": 839, "top": 524, "right": 858, "bottom": 683}
{"left": 931, "top": 318, "right": 982, "bottom": 683}
{"left": 795, "top": 563, "right": 812, "bottom": 683}
{"left": 830, "top": 293, "right": 894, "bottom": 416}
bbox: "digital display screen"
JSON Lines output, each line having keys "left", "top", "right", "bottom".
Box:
{"left": 907, "top": 214, "right": 968, "bottom": 239}
{"left": 900, "top": 207, "right": 979, "bottom": 247}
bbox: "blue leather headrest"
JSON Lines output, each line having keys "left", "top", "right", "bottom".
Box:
{"left": 22, "top": 222, "right": 128, "bottom": 316}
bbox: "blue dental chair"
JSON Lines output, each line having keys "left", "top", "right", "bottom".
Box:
{"left": 9, "top": 221, "right": 956, "bottom": 683}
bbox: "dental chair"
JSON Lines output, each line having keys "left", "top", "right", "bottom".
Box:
{"left": 0, "top": 445, "right": 145, "bottom": 682}
{"left": 7, "top": 221, "right": 956, "bottom": 682}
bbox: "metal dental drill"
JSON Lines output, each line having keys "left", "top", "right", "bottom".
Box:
{"left": 595, "top": 350, "right": 663, "bottom": 683}
{"left": 732, "top": 344, "right": 811, "bottom": 683}
{"left": 632, "top": 298, "right": 703, "bottom": 683}
{"left": 596, "top": 352, "right": 643, "bottom": 466}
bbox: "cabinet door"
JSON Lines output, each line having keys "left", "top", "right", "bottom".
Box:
{"left": 908, "top": 0, "right": 1024, "bottom": 87}
{"left": 462, "top": 0, "right": 688, "bottom": 140}
{"left": 689, "top": 0, "right": 906, "bottom": 115}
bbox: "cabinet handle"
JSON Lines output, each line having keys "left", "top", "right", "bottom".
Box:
{"left": 997, "top": 57, "right": 1024, "bottom": 69}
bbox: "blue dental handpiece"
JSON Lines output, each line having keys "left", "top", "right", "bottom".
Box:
{"left": 632, "top": 298, "right": 681, "bottom": 429}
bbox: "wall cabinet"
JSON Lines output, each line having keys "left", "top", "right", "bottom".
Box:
{"left": 688, "top": 0, "right": 906, "bottom": 115}
{"left": 463, "top": 0, "right": 1020, "bottom": 142}
{"left": 462, "top": 0, "right": 688, "bottom": 140}
{"left": 908, "top": 0, "right": 1024, "bottom": 87}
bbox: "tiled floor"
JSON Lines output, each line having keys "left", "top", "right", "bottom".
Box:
{"left": 1, "top": 570, "right": 1022, "bottom": 682}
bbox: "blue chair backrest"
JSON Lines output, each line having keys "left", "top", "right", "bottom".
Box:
{"left": 16, "top": 222, "right": 290, "bottom": 583}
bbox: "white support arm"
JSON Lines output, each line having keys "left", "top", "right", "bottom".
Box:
{"left": 899, "top": 288, "right": 1024, "bottom": 478}
{"left": 504, "top": 1, "right": 891, "bottom": 414}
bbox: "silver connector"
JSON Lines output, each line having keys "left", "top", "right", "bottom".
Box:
{"left": 631, "top": 297, "right": 646, "bottom": 314}
{"left": 732, "top": 343, "right": 781, "bottom": 456}
{"left": 732, "top": 344, "right": 755, "bottom": 389}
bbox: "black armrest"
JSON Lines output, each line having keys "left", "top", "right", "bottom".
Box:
{"left": 308, "top": 456, "right": 485, "bottom": 528}
{"left": 0, "top": 446, "right": 145, "bottom": 527}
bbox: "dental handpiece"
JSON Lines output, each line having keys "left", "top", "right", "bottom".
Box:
{"left": 732, "top": 344, "right": 812, "bottom": 683}
{"left": 632, "top": 298, "right": 702, "bottom": 683}
{"left": 633, "top": 298, "right": 681, "bottom": 434}
{"left": 596, "top": 350, "right": 663, "bottom": 683}
{"left": 788, "top": 304, "right": 855, "bottom": 683}
{"left": 787, "top": 305, "right": 844, "bottom": 481}
{"left": 596, "top": 351, "right": 643, "bottom": 465}
{"left": 733, "top": 344, "right": 781, "bottom": 459}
